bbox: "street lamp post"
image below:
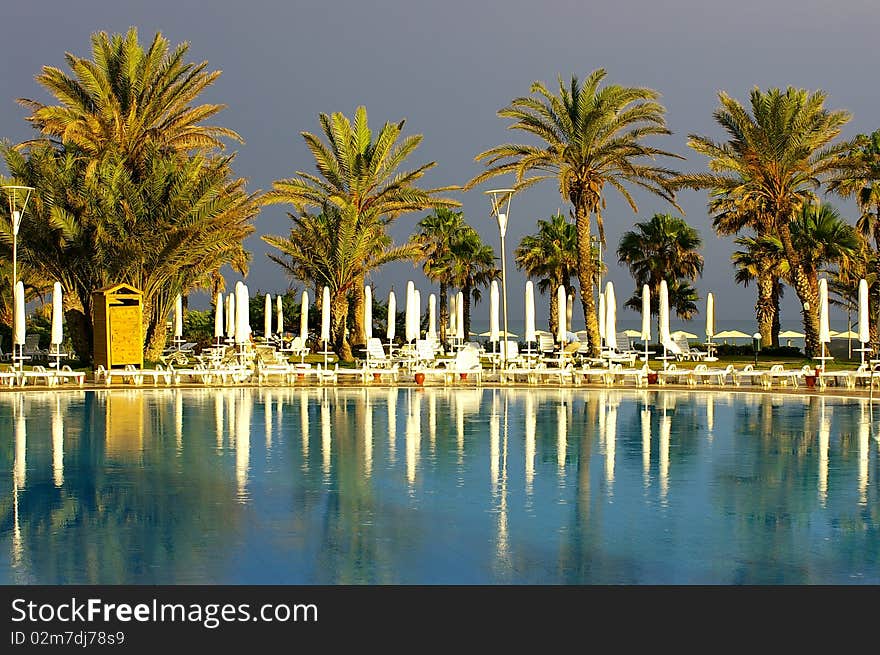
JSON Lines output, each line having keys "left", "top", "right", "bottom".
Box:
{"left": 486, "top": 189, "right": 514, "bottom": 378}
{"left": 4, "top": 186, "right": 34, "bottom": 366}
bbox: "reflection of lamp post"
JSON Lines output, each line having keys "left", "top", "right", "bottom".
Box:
{"left": 486, "top": 189, "right": 514, "bottom": 374}
{"left": 4, "top": 186, "right": 34, "bottom": 365}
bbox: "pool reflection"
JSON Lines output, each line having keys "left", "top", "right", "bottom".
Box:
{"left": 1, "top": 388, "right": 878, "bottom": 584}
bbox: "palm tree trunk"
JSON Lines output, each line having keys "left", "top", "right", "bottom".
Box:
{"left": 331, "top": 292, "right": 353, "bottom": 362}
{"left": 350, "top": 274, "right": 366, "bottom": 347}
{"left": 462, "top": 284, "right": 472, "bottom": 341}
{"left": 145, "top": 317, "right": 167, "bottom": 362}
{"left": 777, "top": 222, "right": 821, "bottom": 357}
{"left": 439, "top": 282, "right": 448, "bottom": 347}
{"left": 549, "top": 285, "right": 559, "bottom": 338}
{"left": 573, "top": 198, "right": 600, "bottom": 356}
{"left": 771, "top": 277, "right": 781, "bottom": 347}
{"left": 756, "top": 271, "right": 775, "bottom": 348}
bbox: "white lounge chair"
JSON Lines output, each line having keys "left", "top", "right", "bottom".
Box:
{"left": 763, "top": 364, "right": 804, "bottom": 388}
{"left": 690, "top": 363, "right": 734, "bottom": 386}
{"left": 732, "top": 364, "right": 766, "bottom": 386}
{"left": 420, "top": 344, "right": 483, "bottom": 384}
{"left": 656, "top": 363, "right": 693, "bottom": 385}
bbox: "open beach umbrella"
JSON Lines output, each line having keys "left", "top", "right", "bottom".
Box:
{"left": 714, "top": 329, "right": 751, "bottom": 340}
{"left": 364, "top": 285, "right": 372, "bottom": 340}
{"left": 525, "top": 281, "right": 536, "bottom": 344}
{"left": 226, "top": 293, "right": 235, "bottom": 340}
{"left": 706, "top": 292, "right": 715, "bottom": 339}
{"left": 427, "top": 293, "right": 437, "bottom": 340}
{"left": 300, "top": 290, "right": 309, "bottom": 344}
{"left": 387, "top": 291, "right": 396, "bottom": 341}
{"left": 604, "top": 281, "right": 617, "bottom": 350}
{"left": 13, "top": 280, "right": 25, "bottom": 350}
{"left": 819, "top": 278, "right": 831, "bottom": 363}
{"left": 321, "top": 286, "right": 331, "bottom": 346}
{"left": 214, "top": 292, "right": 224, "bottom": 342}
{"left": 833, "top": 329, "right": 859, "bottom": 339}
{"left": 264, "top": 293, "right": 272, "bottom": 340}
{"left": 174, "top": 294, "right": 183, "bottom": 340}
{"left": 276, "top": 295, "right": 284, "bottom": 337}
{"left": 405, "top": 280, "right": 416, "bottom": 343}
{"left": 859, "top": 278, "right": 870, "bottom": 349}
{"left": 640, "top": 284, "right": 651, "bottom": 342}
{"left": 598, "top": 291, "right": 606, "bottom": 342}
{"left": 557, "top": 285, "right": 567, "bottom": 343}
{"left": 456, "top": 291, "right": 464, "bottom": 340}
{"left": 671, "top": 330, "right": 698, "bottom": 340}
{"left": 624, "top": 328, "right": 642, "bottom": 338}
{"left": 235, "top": 282, "right": 250, "bottom": 345}
{"left": 489, "top": 280, "right": 500, "bottom": 343}
{"left": 51, "top": 282, "right": 63, "bottom": 349}
{"left": 779, "top": 329, "right": 805, "bottom": 338}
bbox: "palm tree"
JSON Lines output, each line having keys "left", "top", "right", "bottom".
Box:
{"left": 514, "top": 213, "right": 578, "bottom": 337}
{"left": 409, "top": 208, "right": 467, "bottom": 346}
{"left": 448, "top": 228, "right": 498, "bottom": 339}
{"left": 731, "top": 236, "right": 786, "bottom": 346}
{"left": 678, "top": 87, "right": 853, "bottom": 357}
{"left": 263, "top": 204, "right": 414, "bottom": 361}
{"left": 828, "top": 129, "right": 880, "bottom": 350}
{"left": 466, "top": 69, "right": 682, "bottom": 355}
{"left": 262, "top": 106, "right": 458, "bottom": 352}
{"left": 19, "top": 28, "right": 240, "bottom": 171}
{"left": 617, "top": 213, "right": 703, "bottom": 331}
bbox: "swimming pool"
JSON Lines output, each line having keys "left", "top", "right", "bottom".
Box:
{"left": 1, "top": 387, "right": 877, "bottom": 584}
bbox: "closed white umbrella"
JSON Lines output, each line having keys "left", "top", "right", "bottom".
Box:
{"left": 300, "top": 290, "right": 309, "bottom": 344}
{"left": 604, "top": 281, "right": 617, "bottom": 350}
{"left": 414, "top": 289, "right": 421, "bottom": 341}
{"left": 364, "top": 285, "right": 373, "bottom": 340}
{"left": 226, "top": 293, "right": 236, "bottom": 340}
{"left": 566, "top": 291, "right": 574, "bottom": 332}
{"left": 427, "top": 293, "right": 437, "bottom": 340}
{"left": 276, "top": 295, "right": 284, "bottom": 337}
{"left": 13, "top": 280, "right": 25, "bottom": 349}
{"left": 598, "top": 291, "right": 606, "bottom": 342}
{"left": 456, "top": 291, "right": 464, "bottom": 340}
{"left": 405, "top": 280, "right": 416, "bottom": 343}
{"left": 321, "top": 285, "right": 331, "bottom": 345}
{"left": 235, "top": 282, "right": 249, "bottom": 345}
{"left": 659, "top": 279, "right": 674, "bottom": 367}
{"left": 264, "top": 293, "right": 272, "bottom": 340}
{"left": 524, "top": 280, "right": 536, "bottom": 344}
{"left": 387, "top": 291, "right": 396, "bottom": 341}
{"left": 214, "top": 292, "right": 224, "bottom": 341}
{"left": 489, "top": 280, "right": 500, "bottom": 343}
{"left": 706, "top": 292, "right": 715, "bottom": 339}
{"left": 174, "top": 294, "right": 183, "bottom": 340}
{"left": 51, "top": 282, "right": 63, "bottom": 346}
{"left": 640, "top": 284, "right": 651, "bottom": 342}
{"left": 448, "top": 293, "right": 456, "bottom": 337}
{"left": 858, "top": 278, "right": 869, "bottom": 344}
{"left": 556, "top": 285, "right": 566, "bottom": 343}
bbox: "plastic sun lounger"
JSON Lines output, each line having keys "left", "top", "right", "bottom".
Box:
{"left": 0, "top": 366, "right": 19, "bottom": 386}
{"left": 689, "top": 363, "right": 735, "bottom": 386}
{"left": 18, "top": 365, "right": 56, "bottom": 386}
{"left": 732, "top": 364, "right": 767, "bottom": 386}
{"left": 420, "top": 346, "right": 483, "bottom": 384}
{"left": 608, "top": 363, "right": 649, "bottom": 387}
{"left": 656, "top": 364, "right": 693, "bottom": 385}
{"left": 762, "top": 364, "right": 806, "bottom": 388}
{"left": 817, "top": 364, "right": 879, "bottom": 389}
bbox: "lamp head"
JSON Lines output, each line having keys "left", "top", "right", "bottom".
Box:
{"left": 12, "top": 210, "right": 21, "bottom": 236}
{"left": 497, "top": 212, "right": 507, "bottom": 237}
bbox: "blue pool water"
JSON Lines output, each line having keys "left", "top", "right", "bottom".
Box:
{"left": 1, "top": 387, "right": 878, "bottom": 584}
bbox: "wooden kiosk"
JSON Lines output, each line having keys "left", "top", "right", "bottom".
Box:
{"left": 93, "top": 283, "right": 143, "bottom": 369}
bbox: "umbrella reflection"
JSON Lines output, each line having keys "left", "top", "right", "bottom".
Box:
{"left": 659, "top": 412, "right": 671, "bottom": 504}
{"left": 364, "top": 392, "right": 373, "bottom": 478}
{"left": 491, "top": 392, "right": 500, "bottom": 492}
{"left": 557, "top": 398, "right": 567, "bottom": 476}
{"left": 406, "top": 390, "right": 421, "bottom": 487}
{"left": 14, "top": 399, "right": 26, "bottom": 489}
{"left": 428, "top": 391, "right": 437, "bottom": 454}
{"left": 525, "top": 392, "right": 536, "bottom": 496}
{"left": 859, "top": 400, "right": 869, "bottom": 506}
{"left": 214, "top": 393, "right": 224, "bottom": 451}
{"left": 456, "top": 394, "right": 465, "bottom": 464}
{"left": 300, "top": 390, "right": 309, "bottom": 467}
{"left": 265, "top": 390, "right": 273, "bottom": 451}
{"left": 605, "top": 400, "right": 616, "bottom": 491}
{"left": 818, "top": 398, "right": 830, "bottom": 506}
{"left": 706, "top": 394, "right": 714, "bottom": 437}
{"left": 52, "top": 396, "right": 64, "bottom": 487}
{"left": 175, "top": 390, "right": 183, "bottom": 454}
{"left": 641, "top": 407, "right": 651, "bottom": 489}
{"left": 321, "top": 392, "right": 331, "bottom": 477}
{"left": 387, "top": 388, "right": 397, "bottom": 464}
{"left": 235, "top": 391, "right": 251, "bottom": 502}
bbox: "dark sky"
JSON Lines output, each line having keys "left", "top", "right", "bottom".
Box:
{"left": 2, "top": 0, "right": 878, "bottom": 329}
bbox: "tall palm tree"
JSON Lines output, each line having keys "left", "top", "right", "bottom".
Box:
{"left": 466, "top": 69, "right": 682, "bottom": 355}
{"left": 263, "top": 106, "right": 458, "bottom": 352}
{"left": 514, "top": 213, "right": 578, "bottom": 337}
{"left": 617, "top": 213, "right": 703, "bottom": 330}
{"left": 448, "top": 228, "right": 498, "bottom": 339}
{"left": 409, "top": 208, "right": 467, "bottom": 346}
{"left": 678, "top": 87, "right": 853, "bottom": 357}
{"left": 731, "top": 236, "right": 786, "bottom": 346}
{"left": 19, "top": 28, "right": 240, "bottom": 171}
